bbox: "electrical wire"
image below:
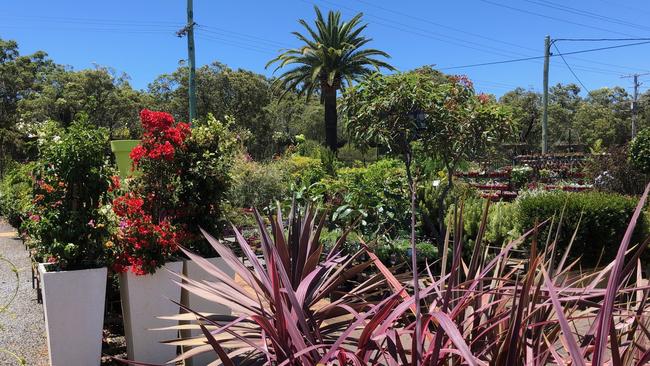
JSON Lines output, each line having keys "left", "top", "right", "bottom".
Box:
{"left": 553, "top": 43, "right": 590, "bottom": 93}
{"left": 304, "top": 0, "right": 538, "bottom": 60}
{"left": 478, "top": 0, "right": 638, "bottom": 37}
{"left": 349, "top": 0, "right": 649, "bottom": 73}
{"left": 314, "top": 0, "right": 642, "bottom": 76}
{"left": 440, "top": 40, "right": 650, "bottom": 70}
{"left": 195, "top": 33, "right": 277, "bottom": 55}
{"left": 555, "top": 38, "right": 650, "bottom": 42}
{"left": 198, "top": 25, "right": 290, "bottom": 49}
{"left": 522, "top": 0, "right": 650, "bottom": 33}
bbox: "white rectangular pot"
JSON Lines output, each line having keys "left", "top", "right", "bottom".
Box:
{"left": 38, "top": 264, "right": 107, "bottom": 366}
{"left": 182, "top": 257, "right": 235, "bottom": 366}
{"left": 119, "top": 261, "right": 183, "bottom": 363}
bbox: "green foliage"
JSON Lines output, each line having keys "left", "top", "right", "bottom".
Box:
{"left": 344, "top": 69, "right": 513, "bottom": 166}
{"left": 517, "top": 190, "right": 646, "bottom": 266}
{"left": 228, "top": 155, "right": 292, "bottom": 211}
{"left": 267, "top": 6, "right": 394, "bottom": 151}
{"left": 307, "top": 159, "right": 410, "bottom": 236}
{"left": 629, "top": 128, "right": 650, "bottom": 174}
{"left": 25, "top": 121, "right": 114, "bottom": 269}
{"left": 445, "top": 198, "right": 520, "bottom": 257}
{"left": 374, "top": 238, "right": 439, "bottom": 265}
{"left": 175, "top": 114, "right": 238, "bottom": 253}
{"left": 511, "top": 165, "right": 533, "bottom": 189}
{"left": 586, "top": 145, "right": 646, "bottom": 195}
{"left": 18, "top": 66, "right": 150, "bottom": 139}
{"left": 0, "top": 162, "right": 36, "bottom": 228}
{"left": 0, "top": 38, "right": 56, "bottom": 168}
{"left": 287, "top": 155, "right": 327, "bottom": 188}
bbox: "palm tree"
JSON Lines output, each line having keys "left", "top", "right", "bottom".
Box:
{"left": 267, "top": 6, "right": 394, "bottom": 152}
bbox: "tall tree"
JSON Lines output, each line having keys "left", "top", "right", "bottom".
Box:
{"left": 18, "top": 65, "right": 150, "bottom": 139}
{"left": 499, "top": 87, "right": 541, "bottom": 148}
{"left": 267, "top": 6, "right": 394, "bottom": 152}
{"left": 0, "top": 39, "right": 54, "bottom": 169}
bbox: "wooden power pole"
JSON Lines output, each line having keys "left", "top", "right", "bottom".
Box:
{"left": 187, "top": 0, "right": 197, "bottom": 123}
{"left": 622, "top": 72, "right": 650, "bottom": 139}
{"left": 541, "top": 35, "right": 551, "bottom": 154}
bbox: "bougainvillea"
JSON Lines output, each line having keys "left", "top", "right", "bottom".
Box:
{"left": 112, "top": 110, "right": 236, "bottom": 274}
{"left": 130, "top": 109, "right": 190, "bottom": 166}
{"left": 111, "top": 192, "right": 179, "bottom": 275}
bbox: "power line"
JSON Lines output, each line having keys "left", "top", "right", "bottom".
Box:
{"left": 554, "top": 38, "right": 650, "bottom": 42}
{"left": 0, "top": 14, "right": 181, "bottom": 27}
{"left": 522, "top": 0, "right": 650, "bottom": 33}
{"left": 307, "top": 0, "right": 628, "bottom": 77}
{"left": 340, "top": 0, "right": 644, "bottom": 76}
{"left": 198, "top": 25, "right": 290, "bottom": 49}
{"left": 553, "top": 43, "right": 590, "bottom": 93}
{"left": 479, "top": 0, "right": 638, "bottom": 37}
{"left": 440, "top": 40, "right": 650, "bottom": 70}
{"left": 350, "top": 0, "right": 538, "bottom": 53}
{"left": 195, "top": 33, "right": 276, "bottom": 55}
{"left": 305, "top": 0, "right": 538, "bottom": 59}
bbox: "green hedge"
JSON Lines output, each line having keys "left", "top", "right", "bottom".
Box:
{"left": 517, "top": 191, "right": 647, "bottom": 266}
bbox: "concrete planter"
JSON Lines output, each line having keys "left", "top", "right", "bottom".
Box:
{"left": 119, "top": 261, "right": 183, "bottom": 363}
{"left": 38, "top": 264, "right": 107, "bottom": 366}
{"left": 110, "top": 139, "right": 141, "bottom": 179}
{"left": 181, "top": 257, "right": 235, "bottom": 366}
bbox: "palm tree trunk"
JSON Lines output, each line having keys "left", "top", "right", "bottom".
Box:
{"left": 323, "top": 86, "right": 338, "bottom": 152}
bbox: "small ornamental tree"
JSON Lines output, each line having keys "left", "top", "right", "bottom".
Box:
{"left": 629, "top": 128, "right": 650, "bottom": 174}
{"left": 112, "top": 110, "right": 235, "bottom": 275}
{"left": 344, "top": 69, "right": 511, "bottom": 362}
{"left": 345, "top": 68, "right": 512, "bottom": 241}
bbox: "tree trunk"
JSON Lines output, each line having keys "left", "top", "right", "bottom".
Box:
{"left": 404, "top": 150, "right": 421, "bottom": 362}
{"left": 323, "top": 85, "right": 338, "bottom": 152}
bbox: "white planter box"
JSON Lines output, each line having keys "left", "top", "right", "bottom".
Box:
{"left": 119, "top": 261, "right": 183, "bottom": 363}
{"left": 183, "top": 257, "right": 234, "bottom": 366}
{"left": 38, "top": 264, "right": 107, "bottom": 366}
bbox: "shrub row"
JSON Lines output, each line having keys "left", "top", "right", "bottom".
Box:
{"left": 450, "top": 190, "right": 647, "bottom": 267}
{"left": 517, "top": 190, "right": 647, "bottom": 266}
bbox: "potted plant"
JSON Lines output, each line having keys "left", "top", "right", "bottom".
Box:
{"left": 111, "top": 110, "right": 237, "bottom": 363}
{"left": 110, "top": 140, "right": 141, "bottom": 179}
{"left": 27, "top": 121, "right": 114, "bottom": 366}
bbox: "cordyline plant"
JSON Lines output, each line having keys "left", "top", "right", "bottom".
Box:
{"left": 162, "top": 185, "right": 650, "bottom": 365}
{"left": 161, "top": 203, "right": 392, "bottom": 365}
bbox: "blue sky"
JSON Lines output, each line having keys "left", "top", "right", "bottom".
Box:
{"left": 2, "top": 0, "right": 650, "bottom": 96}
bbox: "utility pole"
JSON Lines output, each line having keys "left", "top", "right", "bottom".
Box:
{"left": 541, "top": 35, "right": 551, "bottom": 154}
{"left": 186, "top": 0, "right": 197, "bottom": 123}
{"left": 622, "top": 72, "right": 649, "bottom": 139}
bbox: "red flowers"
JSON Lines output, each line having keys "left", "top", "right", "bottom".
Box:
{"left": 129, "top": 145, "right": 146, "bottom": 165}
{"left": 112, "top": 109, "right": 192, "bottom": 275}
{"left": 130, "top": 110, "right": 190, "bottom": 167}
{"left": 140, "top": 109, "right": 174, "bottom": 132}
{"left": 112, "top": 191, "right": 179, "bottom": 275}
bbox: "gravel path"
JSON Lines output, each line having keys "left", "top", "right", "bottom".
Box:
{"left": 0, "top": 220, "right": 48, "bottom": 365}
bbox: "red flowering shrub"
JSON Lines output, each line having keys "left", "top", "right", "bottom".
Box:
{"left": 130, "top": 109, "right": 190, "bottom": 166}
{"left": 112, "top": 110, "right": 236, "bottom": 274}
{"left": 112, "top": 192, "right": 179, "bottom": 275}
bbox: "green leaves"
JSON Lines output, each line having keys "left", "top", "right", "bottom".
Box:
{"left": 629, "top": 128, "right": 650, "bottom": 174}
{"left": 268, "top": 6, "right": 393, "bottom": 100}
{"left": 343, "top": 68, "right": 513, "bottom": 165}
